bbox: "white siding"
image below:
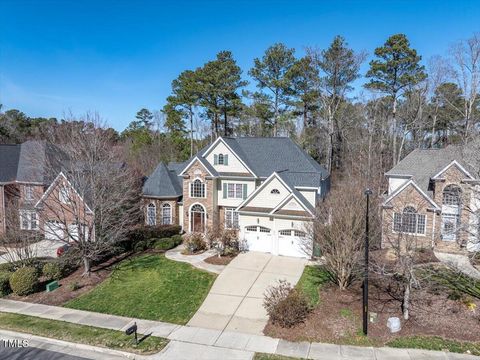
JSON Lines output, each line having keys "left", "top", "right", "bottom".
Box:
{"left": 388, "top": 177, "right": 408, "bottom": 194}
{"left": 204, "top": 141, "right": 251, "bottom": 174}
{"left": 217, "top": 179, "right": 255, "bottom": 207}
{"left": 178, "top": 204, "right": 184, "bottom": 230}
{"left": 282, "top": 197, "right": 304, "bottom": 211}
{"left": 298, "top": 190, "right": 316, "bottom": 207}
{"left": 247, "top": 177, "right": 290, "bottom": 209}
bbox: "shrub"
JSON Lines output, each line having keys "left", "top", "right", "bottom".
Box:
{"left": 172, "top": 234, "right": 183, "bottom": 246}
{"left": 9, "top": 266, "right": 39, "bottom": 296}
{"left": 207, "top": 227, "right": 239, "bottom": 256}
{"left": 134, "top": 240, "right": 148, "bottom": 252}
{"left": 263, "top": 280, "right": 310, "bottom": 328}
{"left": 0, "top": 271, "right": 11, "bottom": 297}
{"left": 184, "top": 233, "right": 207, "bottom": 254}
{"left": 69, "top": 281, "right": 81, "bottom": 291}
{"left": 42, "top": 262, "right": 63, "bottom": 281}
{"left": 154, "top": 238, "right": 174, "bottom": 251}
{"left": 122, "top": 225, "right": 182, "bottom": 252}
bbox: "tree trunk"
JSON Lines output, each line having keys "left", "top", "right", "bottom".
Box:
{"left": 82, "top": 257, "right": 91, "bottom": 276}
{"left": 392, "top": 95, "right": 398, "bottom": 166}
{"left": 189, "top": 110, "right": 194, "bottom": 157}
{"left": 274, "top": 90, "right": 279, "bottom": 137}
{"left": 403, "top": 282, "right": 410, "bottom": 320}
{"left": 431, "top": 113, "right": 437, "bottom": 148}
{"left": 327, "top": 107, "right": 334, "bottom": 173}
{"left": 223, "top": 107, "right": 228, "bottom": 136}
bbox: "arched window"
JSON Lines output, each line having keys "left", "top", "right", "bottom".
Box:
{"left": 218, "top": 154, "right": 224, "bottom": 165}
{"left": 191, "top": 204, "right": 205, "bottom": 213}
{"left": 271, "top": 189, "right": 280, "bottom": 194}
{"left": 443, "top": 185, "right": 462, "bottom": 206}
{"left": 162, "top": 203, "right": 172, "bottom": 225}
{"left": 147, "top": 203, "right": 156, "bottom": 226}
{"left": 190, "top": 179, "right": 205, "bottom": 198}
{"left": 393, "top": 206, "right": 426, "bottom": 235}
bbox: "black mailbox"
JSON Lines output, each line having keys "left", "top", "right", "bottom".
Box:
{"left": 125, "top": 323, "right": 137, "bottom": 336}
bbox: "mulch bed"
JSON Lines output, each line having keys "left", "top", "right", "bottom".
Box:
{"left": 204, "top": 254, "right": 236, "bottom": 266}
{"left": 265, "top": 268, "right": 480, "bottom": 346}
{"left": 6, "top": 253, "right": 132, "bottom": 306}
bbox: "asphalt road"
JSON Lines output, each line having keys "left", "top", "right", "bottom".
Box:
{"left": 0, "top": 346, "right": 90, "bottom": 360}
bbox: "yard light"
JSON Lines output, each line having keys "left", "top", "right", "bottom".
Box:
{"left": 363, "top": 188, "right": 373, "bottom": 336}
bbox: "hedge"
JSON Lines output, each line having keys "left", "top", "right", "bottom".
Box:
{"left": 9, "top": 267, "right": 39, "bottom": 296}
{"left": 154, "top": 235, "right": 183, "bottom": 251}
{"left": 0, "top": 271, "right": 11, "bottom": 297}
{"left": 120, "top": 225, "right": 182, "bottom": 252}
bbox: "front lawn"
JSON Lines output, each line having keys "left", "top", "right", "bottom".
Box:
{"left": 65, "top": 254, "right": 216, "bottom": 324}
{"left": 0, "top": 312, "right": 168, "bottom": 354}
{"left": 296, "top": 265, "right": 330, "bottom": 306}
{"left": 387, "top": 336, "right": 480, "bottom": 356}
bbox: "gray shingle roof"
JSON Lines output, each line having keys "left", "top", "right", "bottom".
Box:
{"left": 0, "top": 140, "right": 66, "bottom": 184}
{"left": 385, "top": 145, "right": 471, "bottom": 194}
{"left": 142, "top": 162, "right": 185, "bottom": 198}
{"left": 143, "top": 137, "right": 329, "bottom": 198}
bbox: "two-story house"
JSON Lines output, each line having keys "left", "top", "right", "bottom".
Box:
{"left": 0, "top": 140, "right": 93, "bottom": 242}
{"left": 142, "top": 136, "right": 330, "bottom": 258}
{"left": 382, "top": 145, "right": 480, "bottom": 252}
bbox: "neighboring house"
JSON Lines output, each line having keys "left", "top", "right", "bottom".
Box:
{"left": 0, "top": 140, "right": 92, "bottom": 242}
{"left": 382, "top": 145, "right": 480, "bottom": 252}
{"left": 142, "top": 136, "right": 330, "bottom": 258}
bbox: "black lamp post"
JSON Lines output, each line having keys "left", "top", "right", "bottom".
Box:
{"left": 363, "top": 188, "right": 373, "bottom": 336}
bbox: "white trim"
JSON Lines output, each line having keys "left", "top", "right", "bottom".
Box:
{"left": 224, "top": 207, "right": 239, "bottom": 229}
{"left": 35, "top": 172, "right": 94, "bottom": 214}
{"left": 202, "top": 137, "right": 257, "bottom": 177}
{"left": 188, "top": 202, "right": 206, "bottom": 233}
{"left": 189, "top": 177, "right": 207, "bottom": 198}
{"left": 179, "top": 156, "right": 215, "bottom": 177}
{"left": 391, "top": 209, "right": 427, "bottom": 237}
{"left": 294, "top": 186, "right": 318, "bottom": 190}
{"left": 161, "top": 203, "right": 173, "bottom": 225}
{"left": 383, "top": 179, "right": 440, "bottom": 210}
{"left": 270, "top": 193, "right": 313, "bottom": 216}
{"left": 146, "top": 203, "right": 157, "bottom": 226}
{"left": 431, "top": 160, "right": 475, "bottom": 180}
{"left": 19, "top": 209, "right": 39, "bottom": 230}
{"left": 385, "top": 174, "right": 413, "bottom": 179}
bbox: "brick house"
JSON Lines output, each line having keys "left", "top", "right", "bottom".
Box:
{"left": 142, "top": 137, "right": 330, "bottom": 258}
{"left": 382, "top": 145, "right": 480, "bottom": 252}
{"left": 0, "top": 140, "right": 93, "bottom": 242}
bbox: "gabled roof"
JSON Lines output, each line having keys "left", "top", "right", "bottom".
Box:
{"left": 143, "top": 162, "right": 185, "bottom": 198}
{"left": 383, "top": 179, "right": 441, "bottom": 210}
{"left": 0, "top": 140, "right": 67, "bottom": 184}
{"left": 385, "top": 145, "right": 475, "bottom": 195}
{"left": 236, "top": 172, "right": 315, "bottom": 217}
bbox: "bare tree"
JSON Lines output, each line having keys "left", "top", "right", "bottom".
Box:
{"left": 40, "top": 113, "right": 141, "bottom": 275}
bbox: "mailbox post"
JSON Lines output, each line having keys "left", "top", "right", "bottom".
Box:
{"left": 125, "top": 322, "right": 138, "bottom": 344}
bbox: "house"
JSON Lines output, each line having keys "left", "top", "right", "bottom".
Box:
{"left": 382, "top": 145, "right": 480, "bottom": 252}
{"left": 0, "top": 140, "right": 92, "bottom": 242}
{"left": 142, "top": 137, "right": 330, "bottom": 258}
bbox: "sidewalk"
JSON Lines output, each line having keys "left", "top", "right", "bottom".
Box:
{"left": 165, "top": 244, "right": 225, "bottom": 274}
{"left": 0, "top": 299, "right": 477, "bottom": 359}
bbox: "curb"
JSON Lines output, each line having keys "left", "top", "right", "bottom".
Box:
{"left": 0, "top": 328, "right": 148, "bottom": 359}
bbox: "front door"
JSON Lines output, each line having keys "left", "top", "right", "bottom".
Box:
{"left": 190, "top": 204, "right": 205, "bottom": 233}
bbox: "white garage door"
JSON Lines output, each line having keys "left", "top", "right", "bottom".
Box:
{"left": 244, "top": 225, "right": 273, "bottom": 253}
{"left": 45, "top": 221, "right": 65, "bottom": 241}
{"left": 278, "top": 229, "right": 308, "bottom": 258}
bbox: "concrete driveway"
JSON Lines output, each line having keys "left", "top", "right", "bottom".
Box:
{"left": 188, "top": 252, "right": 307, "bottom": 335}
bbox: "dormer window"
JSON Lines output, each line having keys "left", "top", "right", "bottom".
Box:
{"left": 214, "top": 154, "right": 228, "bottom": 165}
{"left": 271, "top": 189, "right": 280, "bottom": 194}
{"left": 59, "top": 186, "right": 70, "bottom": 204}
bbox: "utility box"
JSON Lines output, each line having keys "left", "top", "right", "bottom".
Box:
{"left": 46, "top": 280, "right": 59, "bottom": 292}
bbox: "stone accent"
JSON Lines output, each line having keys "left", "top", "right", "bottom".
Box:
{"left": 182, "top": 160, "right": 217, "bottom": 232}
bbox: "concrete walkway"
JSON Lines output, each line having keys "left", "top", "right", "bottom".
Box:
{"left": 0, "top": 299, "right": 477, "bottom": 359}
{"left": 165, "top": 244, "right": 225, "bottom": 274}
{"left": 187, "top": 252, "right": 307, "bottom": 335}
{"left": 435, "top": 251, "right": 480, "bottom": 280}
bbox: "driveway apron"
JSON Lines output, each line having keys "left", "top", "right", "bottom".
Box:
{"left": 187, "top": 252, "right": 307, "bottom": 335}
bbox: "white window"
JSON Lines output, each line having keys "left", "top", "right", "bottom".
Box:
{"left": 227, "top": 183, "right": 243, "bottom": 199}
{"left": 393, "top": 206, "right": 426, "bottom": 235}
{"left": 271, "top": 189, "right": 280, "bottom": 194}
{"left": 190, "top": 179, "right": 206, "bottom": 198}
{"left": 147, "top": 203, "right": 156, "bottom": 226}
{"left": 279, "top": 229, "right": 291, "bottom": 236}
{"left": 19, "top": 210, "right": 38, "bottom": 230}
{"left": 259, "top": 226, "right": 271, "bottom": 233}
{"left": 59, "top": 186, "right": 70, "bottom": 204}
{"left": 218, "top": 154, "right": 224, "bottom": 165}
{"left": 225, "top": 208, "right": 239, "bottom": 229}
{"left": 246, "top": 225, "right": 257, "bottom": 232}
{"left": 161, "top": 203, "right": 172, "bottom": 225}
{"left": 442, "top": 185, "right": 462, "bottom": 206}
{"left": 24, "top": 186, "right": 34, "bottom": 201}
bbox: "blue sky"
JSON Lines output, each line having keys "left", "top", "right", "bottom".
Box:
{"left": 1, "top": 0, "right": 479, "bottom": 131}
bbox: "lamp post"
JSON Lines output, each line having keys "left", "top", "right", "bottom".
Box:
{"left": 363, "top": 188, "right": 373, "bottom": 336}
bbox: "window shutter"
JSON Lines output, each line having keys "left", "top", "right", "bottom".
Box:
{"left": 243, "top": 184, "right": 248, "bottom": 199}
{"left": 214, "top": 154, "right": 218, "bottom": 165}
{"left": 223, "top": 183, "right": 227, "bottom": 199}
{"left": 224, "top": 154, "right": 228, "bottom": 165}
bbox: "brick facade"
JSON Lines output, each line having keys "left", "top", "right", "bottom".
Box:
{"left": 142, "top": 197, "right": 179, "bottom": 226}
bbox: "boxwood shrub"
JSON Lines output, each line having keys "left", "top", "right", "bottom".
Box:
{"left": 122, "top": 225, "right": 181, "bottom": 252}
{"left": 9, "top": 266, "right": 39, "bottom": 296}
{"left": 0, "top": 271, "right": 11, "bottom": 297}
{"left": 42, "top": 262, "right": 63, "bottom": 281}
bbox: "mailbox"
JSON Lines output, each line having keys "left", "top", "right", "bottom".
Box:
{"left": 125, "top": 322, "right": 138, "bottom": 344}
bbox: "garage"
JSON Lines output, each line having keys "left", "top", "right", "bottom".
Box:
{"left": 278, "top": 229, "right": 308, "bottom": 258}
{"left": 244, "top": 225, "right": 273, "bottom": 253}
{"left": 45, "top": 220, "right": 65, "bottom": 241}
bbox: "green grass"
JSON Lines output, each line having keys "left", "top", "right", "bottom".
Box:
{"left": 387, "top": 336, "right": 480, "bottom": 356}
{"left": 0, "top": 312, "right": 168, "bottom": 354}
{"left": 65, "top": 254, "right": 216, "bottom": 324}
{"left": 254, "top": 353, "right": 307, "bottom": 360}
{"left": 296, "top": 265, "right": 330, "bottom": 306}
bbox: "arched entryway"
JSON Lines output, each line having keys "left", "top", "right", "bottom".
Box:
{"left": 190, "top": 204, "right": 205, "bottom": 233}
